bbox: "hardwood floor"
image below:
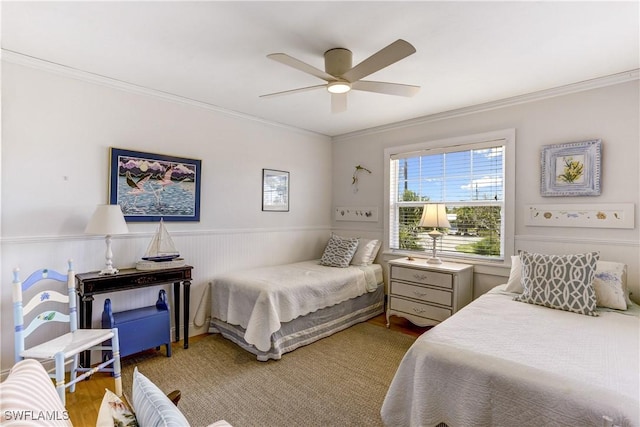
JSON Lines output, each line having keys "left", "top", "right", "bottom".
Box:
{"left": 64, "top": 314, "right": 430, "bottom": 425}
{"left": 369, "top": 312, "right": 432, "bottom": 338}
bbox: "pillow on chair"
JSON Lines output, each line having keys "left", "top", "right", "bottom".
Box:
{"left": 96, "top": 389, "right": 137, "bottom": 427}
{"left": 100, "top": 370, "right": 233, "bottom": 427}
{"left": 0, "top": 359, "right": 72, "bottom": 427}
{"left": 132, "top": 367, "right": 190, "bottom": 427}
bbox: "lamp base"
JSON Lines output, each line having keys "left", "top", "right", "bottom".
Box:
{"left": 427, "top": 228, "right": 444, "bottom": 265}
{"left": 99, "top": 266, "right": 119, "bottom": 275}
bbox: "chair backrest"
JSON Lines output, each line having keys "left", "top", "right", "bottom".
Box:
{"left": 13, "top": 260, "right": 76, "bottom": 362}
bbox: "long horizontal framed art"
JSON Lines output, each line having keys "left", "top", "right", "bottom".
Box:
{"left": 109, "top": 148, "right": 202, "bottom": 222}
{"left": 525, "top": 203, "right": 634, "bottom": 229}
{"left": 335, "top": 206, "right": 379, "bottom": 222}
{"left": 540, "top": 139, "right": 601, "bottom": 197}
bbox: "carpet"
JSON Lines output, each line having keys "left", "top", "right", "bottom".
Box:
{"left": 120, "top": 322, "right": 416, "bottom": 427}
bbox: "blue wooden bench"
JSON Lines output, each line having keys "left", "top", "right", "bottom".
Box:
{"left": 102, "top": 289, "right": 172, "bottom": 358}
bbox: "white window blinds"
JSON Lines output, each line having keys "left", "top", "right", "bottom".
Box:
{"left": 389, "top": 140, "right": 505, "bottom": 260}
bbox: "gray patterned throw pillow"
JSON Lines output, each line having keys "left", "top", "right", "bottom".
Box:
{"left": 319, "top": 234, "right": 359, "bottom": 268}
{"left": 514, "top": 251, "right": 599, "bottom": 316}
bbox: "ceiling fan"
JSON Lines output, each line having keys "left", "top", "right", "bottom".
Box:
{"left": 260, "top": 39, "right": 420, "bottom": 113}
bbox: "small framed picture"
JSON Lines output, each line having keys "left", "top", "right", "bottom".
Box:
{"left": 262, "top": 169, "right": 289, "bottom": 212}
{"left": 540, "top": 139, "right": 601, "bottom": 197}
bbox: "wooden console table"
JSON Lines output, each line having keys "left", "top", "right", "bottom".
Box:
{"left": 75, "top": 265, "right": 193, "bottom": 367}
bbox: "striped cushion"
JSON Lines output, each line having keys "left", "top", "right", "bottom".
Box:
{"left": 0, "top": 359, "right": 72, "bottom": 426}
{"left": 132, "top": 367, "right": 190, "bottom": 427}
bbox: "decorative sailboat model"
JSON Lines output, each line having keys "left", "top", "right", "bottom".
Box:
{"left": 136, "top": 220, "right": 185, "bottom": 270}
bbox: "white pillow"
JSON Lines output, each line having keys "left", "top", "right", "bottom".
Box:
{"left": 350, "top": 238, "right": 381, "bottom": 266}
{"left": 593, "top": 261, "right": 628, "bottom": 310}
{"left": 96, "top": 388, "right": 137, "bottom": 427}
{"left": 504, "top": 255, "right": 523, "bottom": 293}
{"left": 132, "top": 367, "right": 190, "bottom": 427}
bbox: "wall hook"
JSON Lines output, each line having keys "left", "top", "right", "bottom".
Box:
{"left": 352, "top": 164, "right": 372, "bottom": 193}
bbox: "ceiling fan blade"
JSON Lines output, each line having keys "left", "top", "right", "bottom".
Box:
{"left": 352, "top": 80, "right": 420, "bottom": 97}
{"left": 342, "top": 39, "right": 416, "bottom": 83}
{"left": 260, "top": 84, "right": 326, "bottom": 98}
{"left": 267, "top": 53, "right": 336, "bottom": 82}
{"left": 331, "top": 93, "right": 347, "bottom": 113}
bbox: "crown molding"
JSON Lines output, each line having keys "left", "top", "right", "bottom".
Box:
{"left": 1, "top": 49, "right": 327, "bottom": 138}
{"left": 3, "top": 49, "right": 637, "bottom": 142}
{"left": 333, "top": 69, "right": 640, "bottom": 142}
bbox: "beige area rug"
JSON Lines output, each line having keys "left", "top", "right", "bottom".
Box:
{"left": 120, "top": 322, "right": 416, "bottom": 427}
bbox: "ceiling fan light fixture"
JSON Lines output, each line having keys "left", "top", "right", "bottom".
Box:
{"left": 327, "top": 81, "right": 351, "bottom": 94}
{"left": 263, "top": 40, "right": 419, "bottom": 112}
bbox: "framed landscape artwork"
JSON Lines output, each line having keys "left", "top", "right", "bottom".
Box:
{"left": 109, "top": 148, "right": 202, "bottom": 221}
{"left": 540, "top": 139, "right": 601, "bottom": 197}
{"left": 262, "top": 169, "right": 289, "bottom": 212}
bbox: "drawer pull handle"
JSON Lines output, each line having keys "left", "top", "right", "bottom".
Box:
{"left": 412, "top": 307, "right": 426, "bottom": 314}
{"left": 413, "top": 274, "right": 429, "bottom": 281}
{"left": 413, "top": 291, "right": 428, "bottom": 298}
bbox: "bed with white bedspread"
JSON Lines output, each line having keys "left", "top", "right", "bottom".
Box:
{"left": 209, "top": 260, "right": 383, "bottom": 360}
{"left": 381, "top": 252, "right": 640, "bottom": 427}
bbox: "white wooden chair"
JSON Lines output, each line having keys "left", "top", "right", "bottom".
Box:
{"left": 12, "top": 260, "right": 122, "bottom": 406}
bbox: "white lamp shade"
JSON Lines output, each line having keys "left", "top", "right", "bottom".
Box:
{"left": 85, "top": 204, "right": 129, "bottom": 235}
{"left": 418, "top": 204, "right": 451, "bottom": 229}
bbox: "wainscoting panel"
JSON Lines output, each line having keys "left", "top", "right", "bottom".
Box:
{"left": 0, "top": 226, "right": 330, "bottom": 372}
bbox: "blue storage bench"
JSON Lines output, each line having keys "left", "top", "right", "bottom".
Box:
{"left": 102, "top": 289, "right": 172, "bottom": 358}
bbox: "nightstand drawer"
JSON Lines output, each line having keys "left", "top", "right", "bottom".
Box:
{"left": 391, "top": 281, "right": 453, "bottom": 307}
{"left": 390, "top": 297, "right": 452, "bottom": 322}
{"left": 391, "top": 266, "right": 453, "bottom": 289}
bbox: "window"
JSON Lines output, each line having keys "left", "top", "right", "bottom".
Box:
{"left": 385, "top": 130, "right": 515, "bottom": 262}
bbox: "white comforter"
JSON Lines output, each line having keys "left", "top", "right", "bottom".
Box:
{"left": 381, "top": 289, "right": 640, "bottom": 427}
{"left": 210, "top": 260, "right": 378, "bottom": 352}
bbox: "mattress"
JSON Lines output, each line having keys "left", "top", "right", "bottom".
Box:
{"left": 381, "top": 286, "right": 640, "bottom": 427}
{"left": 209, "top": 260, "right": 383, "bottom": 354}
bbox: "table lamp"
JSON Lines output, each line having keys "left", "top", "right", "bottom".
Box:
{"left": 85, "top": 204, "right": 129, "bottom": 275}
{"left": 418, "top": 203, "right": 450, "bottom": 264}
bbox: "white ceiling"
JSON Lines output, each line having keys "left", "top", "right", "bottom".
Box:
{"left": 2, "top": 1, "right": 638, "bottom": 137}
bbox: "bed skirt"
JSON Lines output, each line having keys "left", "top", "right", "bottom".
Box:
{"left": 209, "top": 283, "right": 384, "bottom": 361}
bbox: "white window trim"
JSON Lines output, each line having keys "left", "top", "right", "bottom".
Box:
{"left": 383, "top": 128, "right": 516, "bottom": 267}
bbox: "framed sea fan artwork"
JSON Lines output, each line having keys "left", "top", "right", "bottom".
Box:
{"left": 109, "top": 148, "right": 202, "bottom": 221}
{"left": 540, "top": 139, "right": 601, "bottom": 196}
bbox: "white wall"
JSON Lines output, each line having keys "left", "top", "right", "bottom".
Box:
{"left": 2, "top": 57, "right": 638, "bottom": 374}
{"left": 332, "top": 79, "right": 640, "bottom": 300}
{"left": 0, "top": 60, "right": 333, "bottom": 371}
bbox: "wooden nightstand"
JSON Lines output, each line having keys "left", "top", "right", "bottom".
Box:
{"left": 387, "top": 258, "right": 473, "bottom": 327}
